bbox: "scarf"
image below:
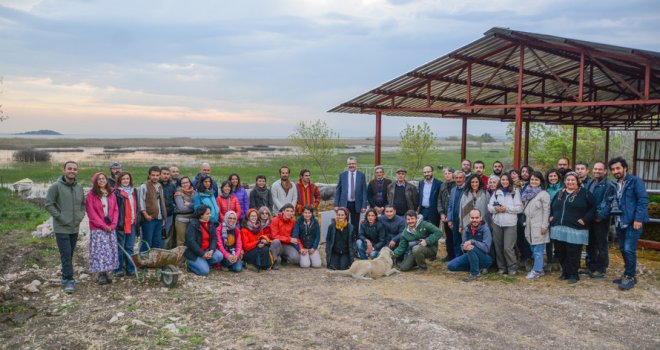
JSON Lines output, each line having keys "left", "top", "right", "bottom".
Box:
{"left": 335, "top": 219, "right": 348, "bottom": 230}
{"left": 221, "top": 191, "right": 231, "bottom": 199}
{"left": 119, "top": 188, "right": 135, "bottom": 234}
{"left": 221, "top": 211, "right": 238, "bottom": 248}
{"left": 521, "top": 186, "right": 542, "bottom": 204}
{"left": 245, "top": 220, "right": 262, "bottom": 235}
{"left": 180, "top": 185, "right": 195, "bottom": 197}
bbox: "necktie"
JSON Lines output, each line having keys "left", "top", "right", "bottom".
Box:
{"left": 350, "top": 171, "right": 355, "bottom": 201}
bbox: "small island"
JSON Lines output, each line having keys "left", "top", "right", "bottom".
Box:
{"left": 12, "top": 129, "right": 62, "bottom": 136}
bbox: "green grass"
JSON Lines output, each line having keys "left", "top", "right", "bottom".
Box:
{"left": 0, "top": 188, "right": 50, "bottom": 232}
{"left": 0, "top": 147, "right": 510, "bottom": 186}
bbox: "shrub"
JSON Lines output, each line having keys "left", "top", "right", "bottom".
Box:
{"left": 12, "top": 149, "right": 51, "bottom": 162}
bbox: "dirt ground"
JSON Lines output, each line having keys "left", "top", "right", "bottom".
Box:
{"left": 1, "top": 229, "right": 659, "bottom": 350}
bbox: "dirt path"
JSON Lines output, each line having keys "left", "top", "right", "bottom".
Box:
{"left": 1, "top": 235, "right": 659, "bottom": 349}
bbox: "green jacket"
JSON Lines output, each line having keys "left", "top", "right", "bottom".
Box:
{"left": 392, "top": 218, "right": 442, "bottom": 258}
{"left": 45, "top": 176, "right": 86, "bottom": 234}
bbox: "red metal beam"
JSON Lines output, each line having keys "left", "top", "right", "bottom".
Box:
{"left": 467, "top": 63, "right": 472, "bottom": 105}
{"left": 461, "top": 117, "right": 467, "bottom": 161}
{"left": 579, "top": 52, "right": 585, "bottom": 102}
{"left": 514, "top": 45, "right": 524, "bottom": 169}
{"left": 528, "top": 47, "right": 579, "bottom": 101}
{"left": 524, "top": 121, "right": 530, "bottom": 165}
{"left": 572, "top": 125, "right": 578, "bottom": 167}
{"left": 590, "top": 54, "right": 644, "bottom": 99}
{"left": 645, "top": 63, "right": 651, "bottom": 99}
{"left": 375, "top": 111, "right": 382, "bottom": 166}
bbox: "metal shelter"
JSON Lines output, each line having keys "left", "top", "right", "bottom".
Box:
{"left": 329, "top": 27, "right": 660, "bottom": 169}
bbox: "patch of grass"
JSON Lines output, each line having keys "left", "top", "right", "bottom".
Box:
{"left": 187, "top": 333, "right": 205, "bottom": 347}
{"left": 154, "top": 328, "right": 172, "bottom": 346}
{"left": 481, "top": 273, "right": 518, "bottom": 284}
{"left": 0, "top": 188, "right": 50, "bottom": 232}
{"left": 56, "top": 302, "right": 76, "bottom": 313}
{"left": 127, "top": 304, "right": 139, "bottom": 312}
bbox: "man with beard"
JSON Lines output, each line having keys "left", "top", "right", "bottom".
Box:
{"left": 492, "top": 160, "right": 504, "bottom": 177}
{"left": 447, "top": 171, "right": 467, "bottom": 258}
{"left": 367, "top": 165, "right": 391, "bottom": 215}
{"left": 575, "top": 161, "right": 592, "bottom": 189}
{"left": 437, "top": 167, "right": 456, "bottom": 261}
{"left": 417, "top": 165, "right": 441, "bottom": 226}
{"left": 608, "top": 157, "right": 649, "bottom": 290}
{"left": 170, "top": 166, "right": 181, "bottom": 187}
{"left": 159, "top": 167, "right": 177, "bottom": 240}
{"left": 272, "top": 166, "right": 298, "bottom": 213}
{"left": 461, "top": 159, "right": 472, "bottom": 177}
{"left": 107, "top": 162, "right": 122, "bottom": 188}
{"left": 474, "top": 161, "right": 489, "bottom": 188}
{"left": 556, "top": 157, "right": 572, "bottom": 179}
{"left": 585, "top": 162, "right": 614, "bottom": 278}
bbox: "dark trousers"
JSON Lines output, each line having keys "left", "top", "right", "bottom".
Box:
{"left": 55, "top": 233, "right": 79, "bottom": 281}
{"left": 555, "top": 240, "right": 582, "bottom": 279}
{"left": 443, "top": 222, "right": 455, "bottom": 260}
{"left": 328, "top": 253, "right": 351, "bottom": 270}
{"left": 244, "top": 246, "right": 272, "bottom": 270}
{"left": 420, "top": 207, "right": 439, "bottom": 226}
{"left": 546, "top": 239, "right": 556, "bottom": 264}
{"left": 346, "top": 201, "right": 360, "bottom": 238}
{"left": 516, "top": 214, "right": 532, "bottom": 260}
{"left": 587, "top": 220, "right": 610, "bottom": 273}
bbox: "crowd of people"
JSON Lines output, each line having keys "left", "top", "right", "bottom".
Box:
{"left": 44, "top": 155, "right": 650, "bottom": 294}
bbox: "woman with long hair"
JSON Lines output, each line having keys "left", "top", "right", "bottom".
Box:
{"left": 229, "top": 173, "right": 249, "bottom": 220}
{"left": 184, "top": 205, "right": 223, "bottom": 276}
{"left": 193, "top": 175, "right": 220, "bottom": 223}
{"left": 86, "top": 172, "right": 119, "bottom": 285}
{"left": 522, "top": 171, "right": 551, "bottom": 279}
{"left": 113, "top": 171, "right": 138, "bottom": 278}
{"left": 293, "top": 206, "right": 322, "bottom": 268}
{"left": 216, "top": 180, "right": 242, "bottom": 223}
{"left": 325, "top": 207, "right": 354, "bottom": 270}
{"left": 460, "top": 174, "right": 489, "bottom": 229}
{"left": 487, "top": 173, "right": 522, "bottom": 275}
{"left": 550, "top": 172, "right": 595, "bottom": 284}
{"left": 356, "top": 208, "right": 386, "bottom": 260}
{"left": 173, "top": 176, "right": 196, "bottom": 247}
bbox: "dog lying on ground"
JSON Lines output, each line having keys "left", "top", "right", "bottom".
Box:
{"left": 328, "top": 247, "right": 400, "bottom": 280}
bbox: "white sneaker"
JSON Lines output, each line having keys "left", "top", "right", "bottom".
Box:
{"left": 526, "top": 270, "right": 543, "bottom": 279}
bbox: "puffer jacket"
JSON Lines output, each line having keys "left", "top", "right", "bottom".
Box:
{"left": 487, "top": 188, "right": 522, "bottom": 227}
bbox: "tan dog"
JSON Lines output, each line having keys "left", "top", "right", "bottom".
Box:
{"left": 329, "top": 247, "right": 400, "bottom": 280}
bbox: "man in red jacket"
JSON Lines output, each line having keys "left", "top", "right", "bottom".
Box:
{"left": 269, "top": 204, "right": 299, "bottom": 269}
{"left": 295, "top": 169, "right": 320, "bottom": 216}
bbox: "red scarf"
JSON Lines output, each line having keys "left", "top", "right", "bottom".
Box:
{"left": 119, "top": 189, "right": 136, "bottom": 234}
{"left": 471, "top": 225, "right": 478, "bottom": 237}
{"left": 201, "top": 221, "right": 210, "bottom": 251}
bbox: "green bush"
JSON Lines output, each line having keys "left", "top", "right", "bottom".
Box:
{"left": 12, "top": 149, "right": 52, "bottom": 162}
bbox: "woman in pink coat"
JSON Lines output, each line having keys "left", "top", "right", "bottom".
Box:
{"left": 216, "top": 210, "right": 243, "bottom": 272}
{"left": 86, "top": 172, "right": 119, "bottom": 285}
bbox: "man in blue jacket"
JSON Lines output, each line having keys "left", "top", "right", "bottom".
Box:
{"left": 608, "top": 157, "right": 649, "bottom": 290}
{"left": 334, "top": 156, "right": 367, "bottom": 237}
{"left": 447, "top": 209, "right": 493, "bottom": 282}
{"left": 586, "top": 161, "right": 614, "bottom": 278}
{"left": 418, "top": 165, "right": 442, "bottom": 226}
{"left": 447, "top": 171, "right": 466, "bottom": 258}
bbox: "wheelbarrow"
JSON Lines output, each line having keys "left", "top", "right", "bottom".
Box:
{"left": 118, "top": 242, "right": 186, "bottom": 288}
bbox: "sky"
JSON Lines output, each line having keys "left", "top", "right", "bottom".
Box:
{"left": 0, "top": 0, "right": 659, "bottom": 139}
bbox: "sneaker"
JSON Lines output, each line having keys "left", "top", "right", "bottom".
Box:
{"left": 114, "top": 271, "right": 125, "bottom": 278}
{"left": 64, "top": 279, "right": 75, "bottom": 294}
{"left": 507, "top": 270, "right": 517, "bottom": 276}
{"left": 463, "top": 274, "right": 480, "bottom": 282}
{"left": 589, "top": 271, "right": 605, "bottom": 279}
{"left": 526, "top": 270, "right": 544, "bottom": 280}
{"left": 480, "top": 268, "right": 489, "bottom": 275}
{"left": 97, "top": 273, "right": 110, "bottom": 285}
{"left": 618, "top": 275, "right": 636, "bottom": 290}
{"left": 578, "top": 269, "right": 591, "bottom": 275}
{"left": 567, "top": 277, "right": 579, "bottom": 284}
{"left": 126, "top": 271, "right": 136, "bottom": 277}
{"left": 497, "top": 269, "right": 506, "bottom": 275}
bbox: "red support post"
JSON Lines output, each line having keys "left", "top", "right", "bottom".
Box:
{"left": 524, "top": 121, "right": 530, "bottom": 165}
{"left": 513, "top": 44, "right": 524, "bottom": 169}
{"left": 375, "top": 111, "right": 382, "bottom": 166}
{"left": 604, "top": 127, "right": 610, "bottom": 162}
{"left": 633, "top": 130, "right": 638, "bottom": 175}
{"left": 467, "top": 63, "right": 472, "bottom": 105}
{"left": 461, "top": 116, "right": 467, "bottom": 161}
{"left": 645, "top": 63, "right": 651, "bottom": 100}
{"left": 572, "top": 125, "right": 578, "bottom": 167}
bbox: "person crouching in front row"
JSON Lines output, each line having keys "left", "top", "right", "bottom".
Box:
{"left": 391, "top": 210, "right": 442, "bottom": 273}
{"left": 184, "top": 205, "right": 223, "bottom": 276}
{"left": 447, "top": 209, "right": 493, "bottom": 282}
{"left": 325, "top": 207, "right": 355, "bottom": 270}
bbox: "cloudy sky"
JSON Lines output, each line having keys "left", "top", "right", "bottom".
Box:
{"left": 0, "top": 0, "right": 659, "bottom": 138}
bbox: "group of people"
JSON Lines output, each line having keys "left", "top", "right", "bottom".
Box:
{"left": 44, "top": 154, "right": 649, "bottom": 294}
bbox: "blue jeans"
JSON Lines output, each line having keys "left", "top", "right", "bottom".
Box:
{"left": 55, "top": 233, "right": 78, "bottom": 281}
{"left": 221, "top": 258, "right": 244, "bottom": 272}
{"left": 447, "top": 247, "right": 492, "bottom": 275}
{"left": 355, "top": 239, "right": 379, "bottom": 260}
{"left": 617, "top": 225, "right": 642, "bottom": 277}
{"left": 187, "top": 250, "right": 223, "bottom": 276}
{"left": 530, "top": 243, "right": 545, "bottom": 273}
{"left": 115, "top": 224, "right": 137, "bottom": 274}
{"left": 140, "top": 219, "right": 164, "bottom": 252}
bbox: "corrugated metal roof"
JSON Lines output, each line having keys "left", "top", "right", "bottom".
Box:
{"left": 329, "top": 27, "right": 660, "bottom": 130}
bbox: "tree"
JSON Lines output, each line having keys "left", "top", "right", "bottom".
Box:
{"left": 506, "top": 123, "right": 624, "bottom": 170}
{"left": 289, "top": 119, "right": 343, "bottom": 183}
{"left": 399, "top": 122, "right": 436, "bottom": 179}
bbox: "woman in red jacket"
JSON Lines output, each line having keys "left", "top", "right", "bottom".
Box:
{"left": 86, "top": 172, "right": 119, "bottom": 285}
{"left": 216, "top": 180, "right": 241, "bottom": 223}
{"left": 241, "top": 208, "right": 272, "bottom": 271}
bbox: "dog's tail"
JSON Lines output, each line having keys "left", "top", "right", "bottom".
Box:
{"left": 326, "top": 269, "right": 352, "bottom": 276}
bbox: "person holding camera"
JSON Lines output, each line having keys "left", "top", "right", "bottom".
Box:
{"left": 241, "top": 208, "right": 273, "bottom": 271}
{"left": 86, "top": 172, "right": 119, "bottom": 285}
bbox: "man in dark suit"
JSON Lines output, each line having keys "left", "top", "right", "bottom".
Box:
{"left": 334, "top": 156, "right": 367, "bottom": 237}
{"left": 418, "top": 165, "right": 442, "bottom": 226}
